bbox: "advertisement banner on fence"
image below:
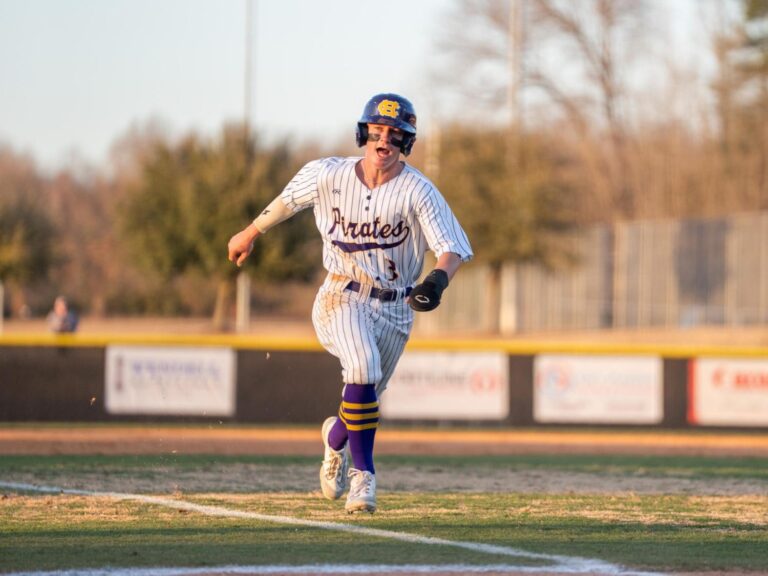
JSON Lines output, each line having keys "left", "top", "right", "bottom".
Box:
{"left": 381, "top": 351, "right": 509, "bottom": 420}
{"left": 534, "top": 354, "right": 663, "bottom": 424}
{"left": 105, "top": 346, "right": 236, "bottom": 416}
{"left": 689, "top": 357, "right": 768, "bottom": 426}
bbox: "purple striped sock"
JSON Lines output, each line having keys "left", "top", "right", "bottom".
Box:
{"left": 328, "top": 416, "right": 348, "bottom": 451}
{"left": 339, "top": 383, "right": 378, "bottom": 474}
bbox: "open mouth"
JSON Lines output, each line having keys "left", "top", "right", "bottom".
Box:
{"left": 376, "top": 146, "right": 391, "bottom": 158}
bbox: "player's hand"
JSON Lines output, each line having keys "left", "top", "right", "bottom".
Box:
{"left": 227, "top": 225, "right": 260, "bottom": 267}
{"left": 408, "top": 269, "right": 449, "bottom": 312}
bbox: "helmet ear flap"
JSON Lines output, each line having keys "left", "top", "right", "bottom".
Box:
{"left": 356, "top": 123, "right": 369, "bottom": 148}
{"left": 401, "top": 133, "right": 416, "bottom": 156}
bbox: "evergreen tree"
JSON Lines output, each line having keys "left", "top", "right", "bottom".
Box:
{"left": 119, "top": 126, "right": 317, "bottom": 328}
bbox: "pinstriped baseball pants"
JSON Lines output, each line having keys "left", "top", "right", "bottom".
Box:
{"left": 311, "top": 280, "right": 412, "bottom": 396}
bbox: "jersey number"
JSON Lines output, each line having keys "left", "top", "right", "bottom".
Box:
{"left": 387, "top": 259, "right": 398, "bottom": 281}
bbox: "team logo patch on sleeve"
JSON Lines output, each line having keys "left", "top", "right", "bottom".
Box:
{"left": 377, "top": 100, "right": 400, "bottom": 118}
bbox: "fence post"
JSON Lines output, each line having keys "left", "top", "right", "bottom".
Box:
{"left": 760, "top": 214, "right": 768, "bottom": 323}
{"left": 235, "top": 272, "right": 250, "bottom": 333}
{"left": 500, "top": 263, "right": 518, "bottom": 333}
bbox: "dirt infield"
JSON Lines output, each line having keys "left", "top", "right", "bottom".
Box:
{"left": 2, "top": 426, "right": 767, "bottom": 458}
{"left": 3, "top": 426, "right": 765, "bottom": 576}
{"left": 4, "top": 426, "right": 768, "bottom": 497}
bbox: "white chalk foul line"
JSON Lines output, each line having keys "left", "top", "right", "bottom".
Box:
{"left": 0, "top": 481, "right": 666, "bottom": 576}
{"left": 0, "top": 566, "right": 666, "bottom": 576}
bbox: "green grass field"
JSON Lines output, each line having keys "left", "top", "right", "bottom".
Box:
{"left": 2, "top": 452, "right": 767, "bottom": 575}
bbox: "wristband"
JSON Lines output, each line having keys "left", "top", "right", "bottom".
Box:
{"left": 425, "top": 269, "right": 449, "bottom": 291}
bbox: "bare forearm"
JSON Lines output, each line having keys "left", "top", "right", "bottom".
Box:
{"left": 435, "top": 252, "right": 462, "bottom": 281}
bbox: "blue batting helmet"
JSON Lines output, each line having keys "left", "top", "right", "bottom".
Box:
{"left": 355, "top": 93, "right": 417, "bottom": 156}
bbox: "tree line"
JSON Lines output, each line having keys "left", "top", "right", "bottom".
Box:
{"left": 0, "top": 0, "right": 765, "bottom": 327}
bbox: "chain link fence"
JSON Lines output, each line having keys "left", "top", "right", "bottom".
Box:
{"left": 414, "top": 212, "right": 768, "bottom": 335}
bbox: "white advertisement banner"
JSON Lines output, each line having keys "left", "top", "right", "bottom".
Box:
{"left": 381, "top": 351, "right": 509, "bottom": 420}
{"left": 534, "top": 354, "right": 663, "bottom": 424}
{"left": 689, "top": 357, "right": 768, "bottom": 426}
{"left": 105, "top": 346, "right": 236, "bottom": 416}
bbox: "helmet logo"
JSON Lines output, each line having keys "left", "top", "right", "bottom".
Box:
{"left": 377, "top": 99, "right": 400, "bottom": 118}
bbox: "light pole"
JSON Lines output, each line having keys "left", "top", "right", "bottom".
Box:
{"left": 244, "top": 0, "right": 254, "bottom": 139}
{"left": 236, "top": 0, "right": 256, "bottom": 334}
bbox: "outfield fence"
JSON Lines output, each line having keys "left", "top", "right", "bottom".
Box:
{"left": 1, "top": 335, "right": 767, "bottom": 429}
{"left": 414, "top": 211, "right": 768, "bottom": 335}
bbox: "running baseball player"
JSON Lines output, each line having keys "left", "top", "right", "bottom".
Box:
{"left": 227, "top": 93, "right": 473, "bottom": 513}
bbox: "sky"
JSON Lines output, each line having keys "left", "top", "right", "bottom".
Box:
{"left": 0, "top": 0, "right": 710, "bottom": 173}
{"left": 0, "top": 0, "right": 448, "bottom": 171}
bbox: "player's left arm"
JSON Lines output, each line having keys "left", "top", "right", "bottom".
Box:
{"left": 435, "top": 251, "right": 463, "bottom": 281}
{"left": 408, "top": 185, "right": 473, "bottom": 312}
{"left": 408, "top": 252, "right": 461, "bottom": 312}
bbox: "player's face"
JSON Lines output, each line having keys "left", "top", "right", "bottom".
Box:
{"left": 365, "top": 124, "right": 403, "bottom": 170}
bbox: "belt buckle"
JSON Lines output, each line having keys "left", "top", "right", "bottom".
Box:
{"left": 377, "top": 288, "right": 397, "bottom": 302}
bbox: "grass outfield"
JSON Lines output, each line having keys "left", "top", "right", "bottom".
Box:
{"left": 1, "top": 453, "right": 767, "bottom": 574}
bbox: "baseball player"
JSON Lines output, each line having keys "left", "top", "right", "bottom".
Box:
{"left": 227, "top": 93, "right": 473, "bottom": 513}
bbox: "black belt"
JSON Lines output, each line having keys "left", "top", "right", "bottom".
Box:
{"left": 345, "top": 281, "right": 412, "bottom": 302}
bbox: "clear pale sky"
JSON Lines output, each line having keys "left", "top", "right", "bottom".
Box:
{"left": 0, "top": 0, "right": 705, "bottom": 172}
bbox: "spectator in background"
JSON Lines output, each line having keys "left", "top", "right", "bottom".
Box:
{"left": 47, "top": 295, "right": 78, "bottom": 333}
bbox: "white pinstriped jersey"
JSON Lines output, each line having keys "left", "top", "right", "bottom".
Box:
{"left": 280, "top": 157, "right": 473, "bottom": 288}
{"left": 278, "top": 156, "right": 472, "bottom": 388}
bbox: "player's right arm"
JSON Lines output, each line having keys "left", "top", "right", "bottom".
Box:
{"left": 227, "top": 222, "right": 261, "bottom": 267}
{"left": 227, "top": 194, "right": 293, "bottom": 267}
{"left": 228, "top": 158, "right": 329, "bottom": 267}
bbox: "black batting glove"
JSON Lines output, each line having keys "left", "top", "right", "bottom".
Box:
{"left": 409, "top": 269, "right": 449, "bottom": 312}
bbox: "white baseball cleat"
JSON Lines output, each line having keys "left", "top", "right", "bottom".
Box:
{"left": 319, "top": 416, "right": 348, "bottom": 500}
{"left": 345, "top": 468, "right": 376, "bottom": 513}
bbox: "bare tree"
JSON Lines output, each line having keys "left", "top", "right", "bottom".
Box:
{"left": 698, "top": 0, "right": 768, "bottom": 211}
{"left": 526, "top": 0, "right": 651, "bottom": 219}
{"left": 0, "top": 148, "right": 56, "bottom": 315}
{"left": 435, "top": 0, "right": 652, "bottom": 220}
{"left": 433, "top": 0, "right": 652, "bottom": 331}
